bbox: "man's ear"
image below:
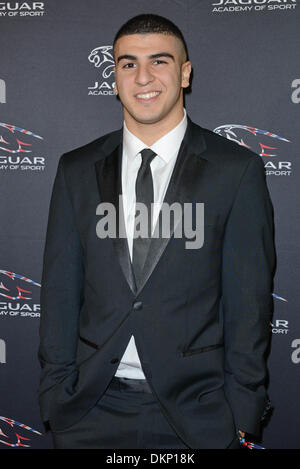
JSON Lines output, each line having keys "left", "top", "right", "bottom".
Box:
{"left": 181, "top": 61, "right": 192, "bottom": 88}
{"left": 113, "top": 66, "right": 118, "bottom": 94}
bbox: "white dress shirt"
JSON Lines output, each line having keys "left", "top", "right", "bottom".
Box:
{"left": 114, "top": 109, "right": 187, "bottom": 379}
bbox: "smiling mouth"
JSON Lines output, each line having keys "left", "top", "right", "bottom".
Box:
{"left": 135, "top": 91, "right": 161, "bottom": 100}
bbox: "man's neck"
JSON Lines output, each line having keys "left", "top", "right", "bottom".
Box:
{"left": 124, "top": 108, "right": 185, "bottom": 147}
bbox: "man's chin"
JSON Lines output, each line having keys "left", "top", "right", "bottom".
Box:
{"left": 127, "top": 110, "right": 167, "bottom": 126}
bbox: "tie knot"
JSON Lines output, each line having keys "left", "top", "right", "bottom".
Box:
{"left": 140, "top": 148, "right": 156, "bottom": 168}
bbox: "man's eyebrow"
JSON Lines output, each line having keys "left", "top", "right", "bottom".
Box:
{"left": 149, "top": 53, "right": 175, "bottom": 61}
{"left": 117, "top": 52, "right": 175, "bottom": 63}
{"left": 117, "top": 54, "right": 137, "bottom": 63}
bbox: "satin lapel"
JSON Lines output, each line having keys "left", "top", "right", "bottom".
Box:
{"left": 136, "top": 122, "right": 208, "bottom": 296}
{"left": 94, "top": 143, "right": 137, "bottom": 295}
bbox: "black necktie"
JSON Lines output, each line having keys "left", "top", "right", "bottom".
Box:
{"left": 132, "top": 148, "right": 157, "bottom": 286}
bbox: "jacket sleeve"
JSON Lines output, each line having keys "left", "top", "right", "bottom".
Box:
{"left": 38, "top": 155, "right": 84, "bottom": 424}
{"left": 222, "top": 154, "right": 276, "bottom": 436}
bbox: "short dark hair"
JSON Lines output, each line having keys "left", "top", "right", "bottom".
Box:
{"left": 113, "top": 14, "right": 188, "bottom": 62}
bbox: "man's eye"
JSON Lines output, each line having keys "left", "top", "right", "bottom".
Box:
{"left": 123, "top": 63, "right": 136, "bottom": 68}
{"left": 153, "top": 60, "right": 167, "bottom": 65}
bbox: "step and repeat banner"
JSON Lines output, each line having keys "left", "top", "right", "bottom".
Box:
{"left": 0, "top": 0, "right": 299, "bottom": 449}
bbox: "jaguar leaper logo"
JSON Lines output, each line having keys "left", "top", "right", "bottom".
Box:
{"left": 88, "top": 45, "right": 115, "bottom": 96}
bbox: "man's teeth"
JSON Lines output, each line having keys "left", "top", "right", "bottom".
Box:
{"left": 136, "top": 91, "right": 160, "bottom": 99}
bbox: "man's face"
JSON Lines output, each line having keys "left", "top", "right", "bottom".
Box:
{"left": 113, "top": 33, "right": 191, "bottom": 127}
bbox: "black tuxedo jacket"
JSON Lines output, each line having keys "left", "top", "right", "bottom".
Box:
{"left": 38, "top": 117, "right": 275, "bottom": 449}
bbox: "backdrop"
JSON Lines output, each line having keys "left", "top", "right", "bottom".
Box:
{"left": 0, "top": 0, "right": 299, "bottom": 450}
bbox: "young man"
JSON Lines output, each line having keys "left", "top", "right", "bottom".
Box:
{"left": 38, "top": 14, "right": 275, "bottom": 449}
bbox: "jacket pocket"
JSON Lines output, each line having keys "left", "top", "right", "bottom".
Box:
{"left": 181, "top": 343, "right": 223, "bottom": 357}
{"left": 79, "top": 335, "right": 99, "bottom": 349}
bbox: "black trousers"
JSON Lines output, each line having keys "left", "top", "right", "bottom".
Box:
{"left": 51, "top": 377, "right": 241, "bottom": 449}
{"left": 51, "top": 377, "right": 189, "bottom": 449}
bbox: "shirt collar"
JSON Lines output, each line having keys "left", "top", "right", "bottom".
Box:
{"left": 123, "top": 108, "right": 187, "bottom": 164}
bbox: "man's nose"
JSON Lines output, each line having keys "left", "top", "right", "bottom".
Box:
{"left": 135, "top": 64, "right": 154, "bottom": 86}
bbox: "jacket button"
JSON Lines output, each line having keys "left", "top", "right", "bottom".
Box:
{"left": 133, "top": 301, "right": 143, "bottom": 310}
{"left": 110, "top": 358, "right": 119, "bottom": 364}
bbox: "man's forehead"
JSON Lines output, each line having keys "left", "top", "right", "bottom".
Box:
{"left": 114, "top": 33, "right": 182, "bottom": 56}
